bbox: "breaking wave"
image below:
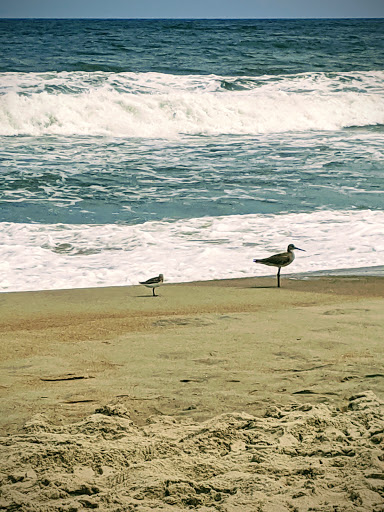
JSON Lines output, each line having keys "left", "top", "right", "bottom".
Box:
{"left": 1, "top": 71, "right": 384, "bottom": 137}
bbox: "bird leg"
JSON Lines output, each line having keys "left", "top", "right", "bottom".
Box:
{"left": 152, "top": 288, "right": 156, "bottom": 296}
{"left": 277, "top": 267, "right": 281, "bottom": 288}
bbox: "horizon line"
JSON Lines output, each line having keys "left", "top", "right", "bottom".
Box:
{"left": 1, "top": 16, "right": 383, "bottom": 20}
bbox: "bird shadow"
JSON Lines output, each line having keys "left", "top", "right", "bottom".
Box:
{"left": 135, "top": 294, "right": 162, "bottom": 298}
{"left": 248, "top": 285, "right": 278, "bottom": 289}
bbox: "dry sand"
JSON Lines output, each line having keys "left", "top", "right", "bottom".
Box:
{"left": 0, "top": 276, "right": 383, "bottom": 511}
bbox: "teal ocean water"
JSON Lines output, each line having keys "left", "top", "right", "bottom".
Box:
{"left": 0, "top": 19, "right": 383, "bottom": 291}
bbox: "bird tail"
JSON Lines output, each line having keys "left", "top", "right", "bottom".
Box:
{"left": 253, "top": 259, "right": 261, "bottom": 263}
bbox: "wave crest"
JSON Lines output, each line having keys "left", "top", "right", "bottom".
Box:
{"left": 1, "top": 71, "right": 383, "bottom": 137}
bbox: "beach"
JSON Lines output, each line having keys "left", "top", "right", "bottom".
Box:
{"left": 1, "top": 275, "right": 383, "bottom": 511}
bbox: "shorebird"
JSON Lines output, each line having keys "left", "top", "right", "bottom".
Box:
{"left": 139, "top": 274, "right": 164, "bottom": 296}
{"left": 253, "top": 244, "right": 305, "bottom": 288}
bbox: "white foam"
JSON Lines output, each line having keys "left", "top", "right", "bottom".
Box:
{"left": 1, "top": 210, "right": 383, "bottom": 292}
{"left": 1, "top": 71, "right": 383, "bottom": 137}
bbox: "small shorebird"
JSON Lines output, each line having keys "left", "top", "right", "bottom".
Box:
{"left": 139, "top": 274, "right": 164, "bottom": 296}
{"left": 253, "top": 244, "right": 305, "bottom": 288}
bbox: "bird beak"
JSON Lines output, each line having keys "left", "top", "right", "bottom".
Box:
{"left": 295, "top": 247, "right": 305, "bottom": 251}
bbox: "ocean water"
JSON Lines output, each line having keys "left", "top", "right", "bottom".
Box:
{"left": 1, "top": 19, "right": 383, "bottom": 292}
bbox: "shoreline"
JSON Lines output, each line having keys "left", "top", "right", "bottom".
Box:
{"left": 1, "top": 264, "right": 383, "bottom": 296}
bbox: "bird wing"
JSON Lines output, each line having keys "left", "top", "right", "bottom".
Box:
{"left": 140, "top": 276, "right": 161, "bottom": 285}
{"left": 259, "top": 252, "right": 291, "bottom": 266}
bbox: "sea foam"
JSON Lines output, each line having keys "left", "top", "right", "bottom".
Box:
{"left": 1, "top": 71, "right": 383, "bottom": 137}
{"left": 1, "top": 209, "right": 383, "bottom": 292}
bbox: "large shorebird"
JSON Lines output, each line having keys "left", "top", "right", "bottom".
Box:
{"left": 253, "top": 244, "right": 305, "bottom": 288}
{"left": 140, "top": 274, "right": 164, "bottom": 296}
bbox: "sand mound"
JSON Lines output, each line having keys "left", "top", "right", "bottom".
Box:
{"left": 0, "top": 392, "right": 383, "bottom": 512}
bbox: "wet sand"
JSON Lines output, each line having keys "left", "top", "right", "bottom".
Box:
{"left": 0, "top": 276, "right": 383, "bottom": 511}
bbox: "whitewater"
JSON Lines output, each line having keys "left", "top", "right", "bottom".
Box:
{"left": 1, "top": 210, "right": 383, "bottom": 292}
{"left": 1, "top": 71, "right": 384, "bottom": 137}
